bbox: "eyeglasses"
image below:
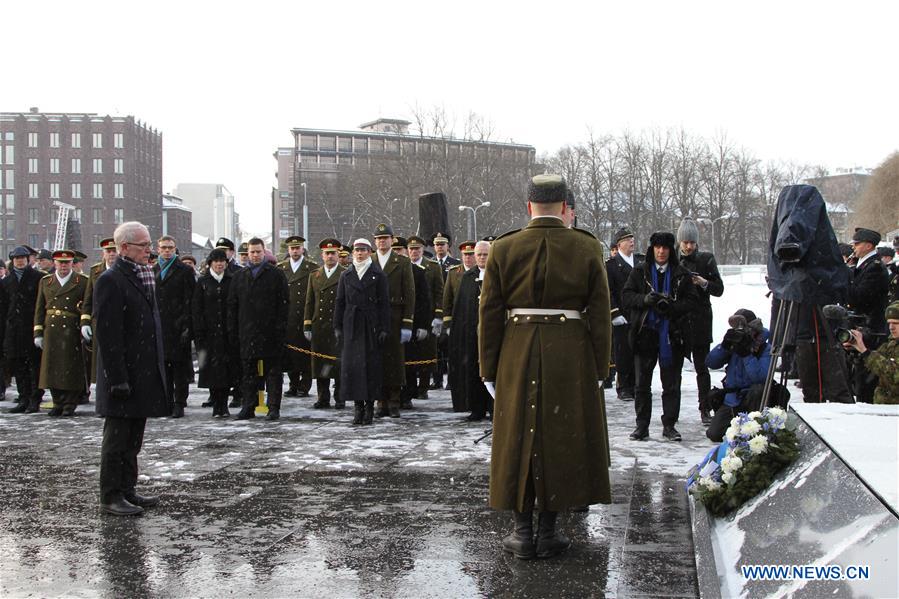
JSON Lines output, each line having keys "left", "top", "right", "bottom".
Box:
{"left": 158, "top": 245, "right": 176, "bottom": 250}
{"left": 126, "top": 241, "right": 152, "bottom": 248}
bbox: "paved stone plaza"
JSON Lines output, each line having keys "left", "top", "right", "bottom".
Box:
{"left": 0, "top": 373, "right": 713, "bottom": 598}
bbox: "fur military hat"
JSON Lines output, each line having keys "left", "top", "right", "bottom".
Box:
{"left": 527, "top": 174, "right": 568, "bottom": 204}
{"left": 852, "top": 228, "right": 881, "bottom": 245}
{"left": 876, "top": 246, "right": 895, "bottom": 259}
{"left": 649, "top": 231, "right": 676, "bottom": 250}
{"left": 886, "top": 302, "right": 899, "bottom": 321}
{"left": 677, "top": 217, "right": 699, "bottom": 244}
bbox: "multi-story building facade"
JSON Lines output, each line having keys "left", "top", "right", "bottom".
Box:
{"left": 0, "top": 107, "right": 162, "bottom": 260}
{"left": 171, "top": 182, "right": 240, "bottom": 244}
{"left": 272, "top": 118, "right": 538, "bottom": 251}
{"left": 161, "top": 193, "right": 193, "bottom": 254}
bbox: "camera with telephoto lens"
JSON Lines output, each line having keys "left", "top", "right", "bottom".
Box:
{"left": 722, "top": 315, "right": 753, "bottom": 356}
{"left": 822, "top": 304, "right": 874, "bottom": 345}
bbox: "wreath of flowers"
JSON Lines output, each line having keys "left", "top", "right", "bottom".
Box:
{"left": 687, "top": 407, "right": 800, "bottom": 517}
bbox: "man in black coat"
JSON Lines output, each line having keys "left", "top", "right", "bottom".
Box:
{"left": 94, "top": 222, "right": 169, "bottom": 516}
{"left": 458, "top": 241, "right": 493, "bottom": 421}
{"left": 227, "top": 237, "right": 289, "bottom": 420}
{"left": 333, "top": 239, "right": 390, "bottom": 425}
{"left": 2, "top": 246, "right": 45, "bottom": 413}
{"left": 676, "top": 218, "right": 724, "bottom": 424}
{"left": 393, "top": 237, "right": 432, "bottom": 409}
{"left": 605, "top": 227, "right": 644, "bottom": 401}
{"left": 432, "top": 232, "right": 459, "bottom": 389}
{"left": 621, "top": 231, "right": 700, "bottom": 442}
{"left": 153, "top": 236, "right": 196, "bottom": 418}
{"left": 846, "top": 227, "right": 890, "bottom": 402}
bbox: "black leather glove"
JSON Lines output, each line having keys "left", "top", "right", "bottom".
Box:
{"left": 334, "top": 329, "right": 343, "bottom": 345}
{"left": 180, "top": 329, "right": 192, "bottom": 346}
{"left": 643, "top": 292, "right": 662, "bottom": 307}
{"left": 377, "top": 331, "right": 388, "bottom": 345}
{"left": 110, "top": 382, "right": 130, "bottom": 401}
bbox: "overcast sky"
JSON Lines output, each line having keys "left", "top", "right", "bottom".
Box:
{"left": 7, "top": 0, "right": 897, "bottom": 236}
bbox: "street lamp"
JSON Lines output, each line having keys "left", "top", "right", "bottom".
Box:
{"left": 300, "top": 182, "right": 308, "bottom": 242}
{"left": 458, "top": 201, "right": 491, "bottom": 240}
{"left": 697, "top": 215, "right": 729, "bottom": 257}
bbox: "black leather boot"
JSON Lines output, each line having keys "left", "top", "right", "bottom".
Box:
{"left": 502, "top": 511, "right": 536, "bottom": 559}
{"left": 7, "top": 400, "right": 27, "bottom": 414}
{"left": 219, "top": 398, "right": 230, "bottom": 418}
{"left": 352, "top": 402, "right": 364, "bottom": 425}
{"left": 363, "top": 401, "right": 374, "bottom": 425}
{"left": 313, "top": 379, "right": 331, "bottom": 409}
{"left": 536, "top": 511, "right": 570, "bottom": 558}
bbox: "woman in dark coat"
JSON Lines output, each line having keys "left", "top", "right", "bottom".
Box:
{"left": 333, "top": 239, "right": 390, "bottom": 425}
{"left": 192, "top": 249, "right": 239, "bottom": 417}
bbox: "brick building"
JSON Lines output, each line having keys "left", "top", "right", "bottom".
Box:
{"left": 0, "top": 108, "right": 162, "bottom": 261}
{"left": 161, "top": 193, "right": 193, "bottom": 254}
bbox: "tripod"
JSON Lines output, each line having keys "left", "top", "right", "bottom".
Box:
{"left": 760, "top": 299, "right": 854, "bottom": 409}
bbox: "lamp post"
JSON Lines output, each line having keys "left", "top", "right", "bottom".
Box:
{"left": 458, "top": 201, "right": 491, "bottom": 240}
{"left": 300, "top": 182, "right": 308, "bottom": 242}
{"left": 697, "top": 215, "right": 728, "bottom": 258}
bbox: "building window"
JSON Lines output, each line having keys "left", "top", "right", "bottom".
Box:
{"left": 28, "top": 208, "right": 40, "bottom": 224}
{"left": 27, "top": 234, "right": 38, "bottom": 248}
{"left": 114, "top": 133, "right": 124, "bottom": 148}
{"left": 73, "top": 208, "right": 82, "bottom": 221}
{"left": 49, "top": 158, "right": 60, "bottom": 174}
{"left": 71, "top": 133, "right": 81, "bottom": 148}
{"left": 28, "top": 183, "right": 39, "bottom": 198}
{"left": 71, "top": 183, "right": 81, "bottom": 199}
{"left": 92, "top": 133, "right": 103, "bottom": 148}
{"left": 114, "top": 208, "right": 124, "bottom": 224}
{"left": 5, "top": 219, "right": 14, "bottom": 240}
{"left": 4, "top": 132, "right": 13, "bottom": 141}
{"left": 3, "top": 170, "right": 13, "bottom": 190}
{"left": 93, "top": 183, "right": 103, "bottom": 199}
{"left": 27, "top": 132, "right": 39, "bottom": 147}
{"left": 114, "top": 183, "right": 124, "bottom": 199}
{"left": 319, "top": 136, "right": 336, "bottom": 151}
{"left": 5, "top": 194, "right": 14, "bottom": 214}
{"left": 49, "top": 132, "right": 60, "bottom": 148}
{"left": 49, "top": 183, "right": 59, "bottom": 199}
{"left": 71, "top": 158, "right": 81, "bottom": 173}
{"left": 28, "top": 158, "right": 39, "bottom": 173}
{"left": 114, "top": 158, "right": 124, "bottom": 174}
{"left": 50, "top": 210, "right": 58, "bottom": 224}
{"left": 300, "top": 134, "right": 317, "bottom": 151}
{"left": 3, "top": 145, "right": 13, "bottom": 164}
{"left": 93, "top": 158, "right": 103, "bottom": 174}
{"left": 93, "top": 208, "right": 102, "bottom": 224}
{"left": 338, "top": 137, "right": 352, "bottom": 152}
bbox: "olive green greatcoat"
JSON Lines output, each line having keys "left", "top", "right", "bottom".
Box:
{"left": 303, "top": 264, "right": 345, "bottom": 378}
{"left": 479, "top": 217, "right": 613, "bottom": 512}
{"left": 378, "top": 251, "right": 415, "bottom": 386}
{"left": 277, "top": 257, "right": 320, "bottom": 373}
{"left": 81, "top": 261, "right": 108, "bottom": 383}
{"left": 35, "top": 272, "right": 89, "bottom": 391}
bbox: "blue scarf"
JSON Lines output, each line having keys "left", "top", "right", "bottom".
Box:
{"left": 250, "top": 263, "right": 265, "bottom": 279}
{"left": 158, "top": 256, "right": 175, "bottom": 280}
{"left": 648, "top": 264, "right": 673, "bottom": 367}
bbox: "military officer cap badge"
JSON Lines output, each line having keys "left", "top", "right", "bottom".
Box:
{"left": 285, "top": 235, "right": 306, "bottom": 248}
{"left": 374, "top": 223, "right": 394, "bottom": 238}
{"left": 459, "top": 241, "right": 476, "bottom": 254}
{"left": 391, "top": 236, "right": 408, "bottom": 249}
{"left": 53, "top": 249, "right": 75, "bottom": 262}
{"left": 319, "top": 238, "right": 341, "bottom": 251}
{"left": 407, "top": 236, "right": 426, "bottom": 248}
{"left": 215, "top": 237, "right": 235, "bottom": 251}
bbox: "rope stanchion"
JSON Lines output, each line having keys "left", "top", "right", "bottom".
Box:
{"left": 285, "top": 343, "right": 436, "bottom": 366}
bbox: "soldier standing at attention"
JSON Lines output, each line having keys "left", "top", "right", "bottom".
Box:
{"left": 303, "top": 239, "right": 345, "bottom": 409}
{"left": 408, "top": 235, "right": 444, "bottom": 399}
{"left": 443, "top": 241, "right": 476, "bottom": 412}
{"left": 278, "top": 235, "right": 319, "bottom": 399}
{"left": 431, "top": 232, "right": 459, "bottom": 390}
{"left": 372, "top": 224, "right": 415, "bottom": 418}
{"left": 338, "top": 245, "right": 351, "bottom": 268}
{"left": 81, "top": 238, "right": 118, "bottom": 399}
{"left": 392, "top": 236, "right": 431, "bottom": 410}
{"left": 479, "top": 175, "right": 612, "bottom": 560}
{"left": 33, "top": 250, "right": 89, "bottom": 417}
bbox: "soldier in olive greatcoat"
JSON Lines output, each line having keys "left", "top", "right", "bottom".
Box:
{"left": 277, "top": 235, "right": 319, "bottom": 398}
{"left": 34, "top": 250, "right": 89, "bottom": 416}
{"left": 303, "top": 238, "right": 345, "bottom": 409}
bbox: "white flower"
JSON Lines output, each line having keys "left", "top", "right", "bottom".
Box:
{"left": 748, "top": 435, "right": 769, "bottom": 454}
{"left": 767, "top": 407, "right": 785, "bottom": 419}
{"left": 721, "top": 471, "right": 734, "bottom": 484}
{"left": 741, "top": 420, "right": 762, "bottom": 437}
{"left": 730, "top": 416, "right": 741, "bottom": 428}
{"left": 725, "top": 426, "right": 738, "bottom": 442}
{"left": 701, "top": 477, "right": 722, "bottom": 491}
{"left": 747, "top": 411, "right": 762, "bottom": 420}
{"left": 721, "top": 455, "right": 744, "bottom": 473}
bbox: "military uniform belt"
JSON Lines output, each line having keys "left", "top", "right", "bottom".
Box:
{"left": 508, "top": 308, "right": 582, "bottom": 321}
{"left": 48, "top": 309, "right": 80, "bottom": 318}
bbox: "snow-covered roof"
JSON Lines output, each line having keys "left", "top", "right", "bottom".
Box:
{"left": 192, "top": 233, "right": 212, "bottom": 248}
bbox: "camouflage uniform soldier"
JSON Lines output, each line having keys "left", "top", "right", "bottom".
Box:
{"left": 847, "top": 302, "right": 899, "bottom": 404}
{"left": 34, "top": 250, "right": 89, "bottom": 417}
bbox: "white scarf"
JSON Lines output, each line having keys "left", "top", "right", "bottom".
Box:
{"left": 377, "top": 249, "right": 391, "bottom": 269}
{"left": 290, "top": 256, "right": 304, "bottom": 273}
{"left": 325, "top": 265, "right": 337, "bottom": 278}
{"left": 354, "top": 257, "right": 372, "bottom": 279}
{"left": 55, "top": 271, "right": 73, "bottom": 287}
{"left": 620, "top": 251, "right": 634, "bottom": 267}
{"left": 210, "top": 270, "right": 224, "bottom": 283}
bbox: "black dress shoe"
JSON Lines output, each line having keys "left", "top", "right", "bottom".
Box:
{"left": 400, "top": 400, "right": 413, "bottom": 409}
{"left": 629, "top": 427, "right": 649, "bottom": 441}
{"left": 100, "top": 497, "right": 144, "bottom": 516}
{"left": 61, "top": 405, "right": 76, "bottom": 417}
{"left": 266, "top": 409, "right": 280, "bottom": 421}
{"left": 6, "top": 402, "right": 27, "bottom": 414}
{"left": 297, "top": 390, "right": 310, "bottom": 398}
{"left": 334, "top": 401, "right": 346, "bottom": 410}
{"left": 466, "top": 413, "right": 485, "bottom": 422}
{"left": 124, "top": 492, "right": 159, "bottom": 508}
{"left": 662, "top": 426, "right": 682, "bottom": 441}
{"left": 48, "top": 406, "right": 63, "bottom": 417}
{"left": 312, "top": 400, "right": 330, "bottom": 409}
{"left": 284, "top": 387, "right": 298, "bottom": 398}
{"left": 235, "top": 406, "right": 256, "bottom": 420}
{"left": 171, "top": 404, "right": 185, "bottom": 418}
{"left": 618, "top": 391, "right": 635, "bottom": 401}
{"left": 201, "top": 400, "right": 213, "bottom": 408}
{"left": 700, "top": 410, "right": 712, "bottom": 426}
{"left": 375, "top": 407, "right": 389, "bottom": 418}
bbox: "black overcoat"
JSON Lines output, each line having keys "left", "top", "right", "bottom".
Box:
{"left": 192, "top": 271, "right": 240, "bottom": 389}
{"left": 606, "top": 252, "right": 644, "bottom": 321}
{"left": 93, "top": 257, "right": 169, "bottom": 418}
{"left": 678, "top": 250, "right": 724, "bottom": 346}
{"left": 227, "top": 262, "right": 289, "bottom": 360}
{"left": 333, "top": 262, "right": 390, "bottom": 404}
{"left": 848, "top": 255, "right": 889, "bottom": 334}
{"left": 404, "top": 262, "right": 433, "bottom": 362}
{"left": 153, "top": 258, "right": 196, "bottom": 364}
{"left": 457, "top": 267, "right": 485, "bottom": 410}
{"left": 1, "top": 266, "right": 44, "bottom": 360}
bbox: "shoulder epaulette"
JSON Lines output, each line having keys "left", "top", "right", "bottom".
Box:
{"left": 571, "top": 226, "right": 597, "bottom": 240}
{"left": 495, "top": 228, "right": 522, "bottom": 241}
{"left": 448, "top": 264, "right": 462, "bottom": 271}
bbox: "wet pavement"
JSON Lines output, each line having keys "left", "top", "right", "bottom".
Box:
{"left": 0, "top": 374, "right": 712, "bottom": 598}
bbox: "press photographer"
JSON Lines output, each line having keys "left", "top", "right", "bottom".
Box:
{"left": 842, "top": 301, "right": 899, "bottom": 404}
{"left": 704, "top": 309, "right": 786, "bottom": 442}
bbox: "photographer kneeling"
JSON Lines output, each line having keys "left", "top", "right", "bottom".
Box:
{"left": 705, "top": 309, "right": 784, "bottom": 442}
{"left": 843, "top": 301, "right": 899, "bottom": 404}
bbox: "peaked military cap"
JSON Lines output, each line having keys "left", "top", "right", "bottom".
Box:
{"left": 339, "top": 244, "right": 351, "bottom": 256}
{"left": 98, "top": 237, "right": 116, "bottom": 250}
{"left": 24, "top": 245, "right": 39, "bottom": 256}
{"left": 392, "top": 236, "right": 408, "bottom": 249}
{"left": 73, "top": 250, "right": 87, "bottom": 263}
{"left": 407, "top": 235, "right": 426, "bottom": 248}
{"left": 432, "top": 232, "right": 450, "bottom": 245}
{"left": 852, "top": 228, "right": 881, "bottom": 245}
{"left": 528, "top": 174, "right": 568, "bottom": 204}
{"left": 9, "top": 246, "right": 31, "bottom": 258}
{"left": 482, "top": 235, "right": 497, "bottom": 243}
{"left": 238, "top": 242, "right": 248, "bottom": 254}
{"left": 613, "top": 227, "right": 634, "bottom": 245}
{"left": 373, "top": 223, "right": 394, "bottom": 238}
{"left": 215, "top": 237, "right": 235, "bottom": 251}
{"left": 39, "top": 248, "right": 53, "bottom": 260}
{"left": 319, "top": 238, "right": 341, "bottom": 251}
{"left": 285, "top": 235, "right": 306, "bottom": 247}
{"left": 886, "top": 302, "right": 899, "bottom": 321}
{"left": 53, "top": 249, "right": 75, "bottom": 262}
{"left": 459, "top": 240, "right": 476, "bottom": 254}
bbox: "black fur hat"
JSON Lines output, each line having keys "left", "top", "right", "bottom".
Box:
{"left": 527, "top": 175, "right": 568, "bottom": 204}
